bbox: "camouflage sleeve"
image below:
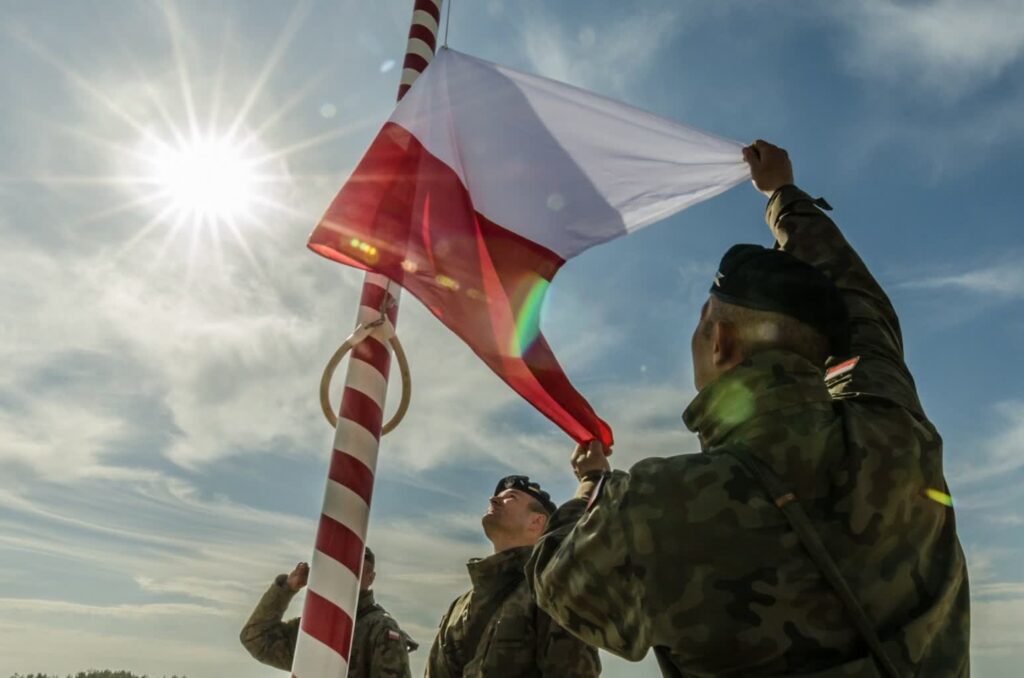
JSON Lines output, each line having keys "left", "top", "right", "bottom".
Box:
{"left": 239, "top": 575, "right": 300, "bottom": 671}
{"left": 767, "top": 185, "right": 924, "bottom": 414}
{"left": 527, "top": 470, "right": 652, "bottom": 662}
{"left": 370, "top": 617, "right": 412, "bottom": 678}
{"left": 535, "top": 607, "right": 602, "bottom": 677}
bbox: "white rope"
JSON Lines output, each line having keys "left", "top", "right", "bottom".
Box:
{"left": 320, "top": 316, "right": 412, "bottom": 435}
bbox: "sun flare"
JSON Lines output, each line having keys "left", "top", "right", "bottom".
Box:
{"left": 149, "top": 136, "right": 259, "bottom": 223}
{"left": 15, "top": 0, "right": 374, "bottom": 272}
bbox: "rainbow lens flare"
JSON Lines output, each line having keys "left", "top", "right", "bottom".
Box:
{"left": 508, "top": 278, "right": 550, "bottom": 358}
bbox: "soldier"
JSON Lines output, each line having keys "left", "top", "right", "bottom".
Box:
{"left": 426, "top": 475, "right": 601, "bottom": 677}
{"left": 240, "top": 547, "right": 417, "bottom": 676}
{"left": 527, "top": 140, "right": 970, "bottom": 676}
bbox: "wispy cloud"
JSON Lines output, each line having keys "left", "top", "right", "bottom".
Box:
{"left": 0, "top": 597, "right": 229, "bottom": 619}
{"left": 519, "top": 3, "right": 682, "bottom": 94}
{"left": 903, "top": 261, "right": 1024, "bottom": 300}
{"left": 973, "top": 597, "right": 1024, "bottom": 657}
{"left": 975, "top": 581, "right": 1024, "bottom": 598}
{"left": 834, "top": 0, "right": 1024, "bottom": 99}
{"left": 950, "top": 401, "right": 1024, "bottom": 484}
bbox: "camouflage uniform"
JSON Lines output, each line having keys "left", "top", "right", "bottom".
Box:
{"left": 527, "top": 185, "right": 970, "bottom": 676}
{"left": 425, "top": 545, "right": 601, "bottom": 677}
{"left": 240, "top": 575, "right": 417, "bottom": 676}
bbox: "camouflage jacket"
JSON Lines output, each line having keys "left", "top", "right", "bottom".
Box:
{"left": 425, "top": 545, "right": 600, "bottom": 677}
{"left": 527, "top": 185, "right": 970, "bottom": 677}
{"left": 240, "top": 577, "right": 417, "bottom": 676}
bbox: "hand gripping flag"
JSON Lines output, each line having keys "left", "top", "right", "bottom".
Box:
{"left": 309, "top": 49, "right": 749, "bottom": 446}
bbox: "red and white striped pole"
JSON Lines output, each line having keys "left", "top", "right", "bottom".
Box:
{"left": 291, "top": 2, "right": 444, "bottom": 677}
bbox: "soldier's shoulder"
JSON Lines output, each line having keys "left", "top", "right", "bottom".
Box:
{"left": 618, "top": 452, "right": 776, "bottom": 520}
{"left": 626, "top": 452, "right": 740, "bottom": 488}
{"left": 366, "top": 603, "right": 420, "bottom": 651}
{"left": 360, "top": 602, "right": 398, "bottom": 627}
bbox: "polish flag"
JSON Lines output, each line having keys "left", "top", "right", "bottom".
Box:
{"left": 309, "top": 49, "right": 748, "bottom": 446}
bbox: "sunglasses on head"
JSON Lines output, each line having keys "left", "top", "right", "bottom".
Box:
{"left": 494, "top": 475, "right": 541, "bottom": 496}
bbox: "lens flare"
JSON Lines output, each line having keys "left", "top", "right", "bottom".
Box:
{"left": 150, "top": 136, "right": 258, "bottom": 222}
{"left": 924, "top": 488, "right": 954, "bottom": 507}
{"left": 509, "top": 277, "right": 550, "bottom": 358}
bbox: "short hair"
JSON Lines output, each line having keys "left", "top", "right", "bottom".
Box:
{"left": 706, "top": 300, "right": 830, "bottom": 366}
{"left": 363, "top": 547, "right": 375, "bottom": 566}
{"left": 524, "top": 497, "right": 549, "bottom": 517}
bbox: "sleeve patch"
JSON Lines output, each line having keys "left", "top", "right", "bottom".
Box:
{"left": 825, "top": 356, "right": 860, "bottom": 382}
{"left": 387, "top": 630, "right": 401, "bottom": 642}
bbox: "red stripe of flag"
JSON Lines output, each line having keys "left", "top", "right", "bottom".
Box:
{"left": 329, "top": 450, "right": 375, "bottom": 506}
{"left": 301, "top": 590, "right": 355, "bottom": 661}
{"left": 315, "top": 512, "right": 365, "bottom": 576}
{"left": 340, "top": 387, "right": 384, "bottom": 438}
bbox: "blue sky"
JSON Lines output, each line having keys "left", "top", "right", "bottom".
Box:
{"left": 1, "top": 1, "right": 1023, "bottom": 676}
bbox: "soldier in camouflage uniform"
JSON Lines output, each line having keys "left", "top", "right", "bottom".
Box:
{"left": 240, "top": 547, "right": 417, "bottom": 676}
{"left": 527, "top": 140, "right": 970, "bottom": 676}
{"left": 426, "top": 475, "right": 601, "bottom": 677}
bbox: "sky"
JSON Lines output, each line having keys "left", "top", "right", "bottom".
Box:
{"left": 1, "top": 0, "right": 1023, "bottom": 676}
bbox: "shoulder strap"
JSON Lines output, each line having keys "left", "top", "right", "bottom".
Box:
{"left": 653, "top": 645, "right": 687, "bottom": 677}
{"left": 723, "top": 448, "right": 901, "bottom": 678}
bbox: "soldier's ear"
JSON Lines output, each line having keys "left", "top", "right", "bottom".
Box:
{"left": 711, "top": 320, "right": 736, "bottom": 365}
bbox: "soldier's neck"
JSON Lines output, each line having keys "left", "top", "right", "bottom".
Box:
{"left": 489, "top": 534, "right": 538, "bottom": 554}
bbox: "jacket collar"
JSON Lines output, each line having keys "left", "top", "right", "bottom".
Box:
{"left": 466, "top": 545, "right": 531, "bottom": 594}
{"left": 357, "top": 588, "right": 376, "bottom": 615}
{"left": 682, "top": 349, "right": 831, "bottom": 449}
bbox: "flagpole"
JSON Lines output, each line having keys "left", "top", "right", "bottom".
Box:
{"left": 291, "top": 2, "right": 444, "bottom": 677}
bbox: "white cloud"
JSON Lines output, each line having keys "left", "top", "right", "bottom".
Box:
{"left": 836, "top": 0, "right": 1024, "bottom": 98}
{"left": 973, "top": 596, "right": 1024, "bottom": 656}
{"left": 0, "top": 401, "right": 128, "bottom": 480}
{"left": 948, "top": 401, "right": 1024, "bottom": 486}
{"left": 904, "top": 261, "right": 1024, "bottom": 300}
{"left": 0, "top": 597, "right": 228, "bottom": 619}
{"left": 975, "top": 581, "right": 1024, "bottom": 598}
{"left": 520, "top": 5, "right": 682, "bottom": 94}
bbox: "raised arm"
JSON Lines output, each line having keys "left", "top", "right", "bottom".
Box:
{"left": 527, "top": 443, "right": 653, "bottom": 661}
{"left": 239, "top": 570, "right": 302, "bottom": 671}
{"left": 744, "top": 140, "right": 923, "bottom": 414}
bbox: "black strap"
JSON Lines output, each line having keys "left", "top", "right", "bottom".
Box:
{"left": 723, "top": 448, "right": 901, "bottom": 678}
{"left": 653, "top": 646, "right": 686, "bottom": 677}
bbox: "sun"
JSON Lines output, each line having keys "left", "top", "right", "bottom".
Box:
{"left": 146, "top": 134, "right": 261, "bottom": 225}
{"left": 14, "top": 1, "right": 378, "bottom": 270}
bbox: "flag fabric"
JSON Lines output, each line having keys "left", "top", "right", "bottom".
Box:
{"left": 309, "top": 48, "right": 749, "bottom": 446}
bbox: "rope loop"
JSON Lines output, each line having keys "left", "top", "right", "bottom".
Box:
{"left": 319, "top": 318, "right": 411, "bottom": 435}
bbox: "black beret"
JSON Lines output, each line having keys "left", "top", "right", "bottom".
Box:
{"left": 494, "top": 475, "right": 557, "bottom": 514}
{"left": 710, "top": 244, "right": 850, "bottom": 357}
{"left": 363, "top": 546, "right": 375, "bottom": 566}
